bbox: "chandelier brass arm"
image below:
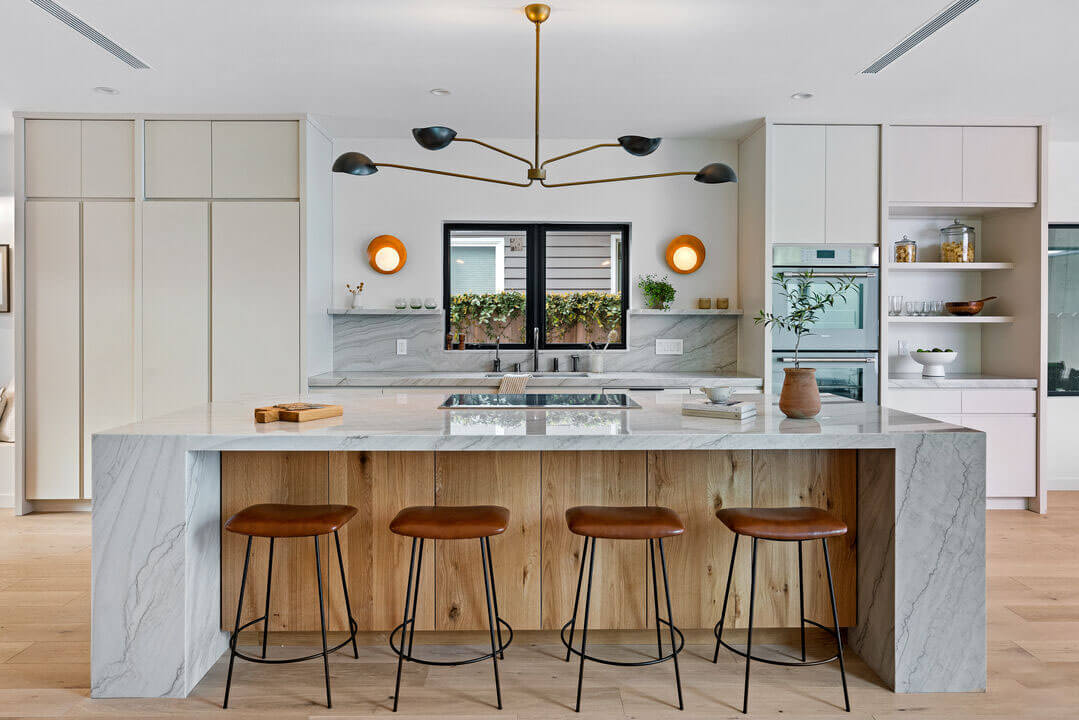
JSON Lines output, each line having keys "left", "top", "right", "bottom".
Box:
{"left": 540, "top": 143, "right": 620, "bottom": 169}
{"left": 455, "top": 138, "right": 534, "bottom": 167}
{"left": 373, "top": 162, "right": 533, "bottom": 188}
{"left": 540, "top": 171, "right": 699, "bottom": 188}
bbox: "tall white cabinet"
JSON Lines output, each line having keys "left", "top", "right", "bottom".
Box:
{"left": 15, "top": 114, "right": 329, "bottom": 511}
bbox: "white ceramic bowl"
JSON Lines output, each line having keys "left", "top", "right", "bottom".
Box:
{"left": 909, "top": 350, "right": 957, "bottom": 377}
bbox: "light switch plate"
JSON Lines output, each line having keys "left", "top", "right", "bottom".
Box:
{"left": 397, "top": 339, "right": 408, "bottom": 355}
{"left": 655, "top": 338, "right": 683, "bottom": 355}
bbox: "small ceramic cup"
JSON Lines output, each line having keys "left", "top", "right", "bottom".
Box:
{"left": 698, "top": 385, "right": 733, "bottom": 403}
{"left": 697, "top": 297, "right": 712, "bottom": 309}
{"left": 714, "top": 298, "right": 730, "bottom": 310}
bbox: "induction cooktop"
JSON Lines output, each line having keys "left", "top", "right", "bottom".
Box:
{"left": 439, "top": 393, "right": 641, "bottom": 409}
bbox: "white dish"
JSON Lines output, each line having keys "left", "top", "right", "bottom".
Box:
{"left": 909, "top": 350, "right": 957, "bottom": 377}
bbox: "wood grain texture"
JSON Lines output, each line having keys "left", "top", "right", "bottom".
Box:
{"left": 751, "top": 450, "right": 857, "bottom": 627}
{"left": 221, "top": 452, "right": 330, "bottom": 632}
{"left": 647, "top": 450, "right": 752, "bottom": 629}
{"left": 434, "top": 452, "right": 541, "bottom": 631}
{"left": 540, "top": 451, "right": 648, "bottom": 630}
{"left": 327, "top": 451, "right": 435, "bottom": 632}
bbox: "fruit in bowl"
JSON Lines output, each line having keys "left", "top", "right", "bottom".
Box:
{"left": 910, "top": 348, "right": 957, "bottom": 377}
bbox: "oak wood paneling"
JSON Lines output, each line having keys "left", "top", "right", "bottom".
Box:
{"left": 647, "top": 450, "right": 753, "bottom": 629}
{"left": 541, "top": 451, "right": 648, "bottom": 630}
{"left": 327, "top": 451, "right": 435, "bottom": 631}
{"left": 751, "top": 450, "right": 857, "bottom": 627}
{"left": 221, "top": 452, "right": 330, "bottom": 632}
{"left": 435, "top": 452, "right": 541, "bottom": 631}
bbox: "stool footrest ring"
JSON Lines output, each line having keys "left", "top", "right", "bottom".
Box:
{"left": 561, "top": 619, "right": 685, "bottom": 667}
{"left": 389, "top": 618, "right": 513, "bottom": 667}
{"left": 714, "top": 618, "right": 842, "bottom": 667}
{"left": 229, "top": 615, "right": 358, "bottom": 665}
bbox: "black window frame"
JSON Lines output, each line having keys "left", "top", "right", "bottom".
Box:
{"left": 1049, "top": 223, "right": 1079, "bottom": 396}
{"left": 443, "top": 222, "right": 630, "bottom": 350}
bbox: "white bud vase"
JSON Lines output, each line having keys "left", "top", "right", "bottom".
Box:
{"left": 351, "top": 294, "right": 363, "bottom": 309}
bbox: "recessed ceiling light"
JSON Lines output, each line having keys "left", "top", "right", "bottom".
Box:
{"left": 790, "top": 92, "right": 813, "bottom": 100}
{"left": 94, "top": 86, "right": 119, "bottom": 95}
{"left": 429, "top": 88, "right": 451, "bottom": 96}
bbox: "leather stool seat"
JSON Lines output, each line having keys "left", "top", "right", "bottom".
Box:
{"left": 566, "top": 505, "right": 685, "bottom": 540}
{"left": 715, "top": 506, "right": 847, "bottom": 541}
{"left": 224, "top": 503, "right": 358, "bottom": 538}
{"left": 390, "top": 505, "right": 510, "bottom": 539}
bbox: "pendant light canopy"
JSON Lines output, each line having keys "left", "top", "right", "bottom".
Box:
{"left": 333, "top": 4, "right": 736, "bottom": 190}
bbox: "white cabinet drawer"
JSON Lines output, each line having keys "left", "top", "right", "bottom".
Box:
{"left": 887, "top": 389, "right": 962, "bottom": 415}
{"left": 960, "top": 389, "right": 1036, "bottom": 415}
{"left": 959, "top": 414, "right": 1036, "bottom": 498}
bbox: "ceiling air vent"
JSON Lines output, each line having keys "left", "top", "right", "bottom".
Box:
{"left": 29, "top": 0, "right": 149, "bottom": 69}
{"left": 862, "top": 0, "right": 980, "bottom": 74}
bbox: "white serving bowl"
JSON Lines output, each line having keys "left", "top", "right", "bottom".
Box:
{"left": 909, "top": 350, "right": 957, "bottom": 377}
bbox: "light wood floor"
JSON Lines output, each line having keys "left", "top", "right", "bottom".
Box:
{"left": 3, "top": 496, "right": 1079, "bottom": 719}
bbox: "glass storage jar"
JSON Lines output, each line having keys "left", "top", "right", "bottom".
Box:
{"left": 894, "top": 235, "right": 917, "bottom": 263}
{"left": 940, "top": 218, "right": 976, "bottom": 263}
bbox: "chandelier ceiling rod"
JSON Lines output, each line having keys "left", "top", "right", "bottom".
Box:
{"left": 332, "top": 4, "right": 737, "bottom": 189}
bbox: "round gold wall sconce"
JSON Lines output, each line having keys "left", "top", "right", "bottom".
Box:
{"left": 368, "top": 235, "right": 407, "bottom": 274}
{"left": 665, "top": 235, "right": 705, "bottom": 274}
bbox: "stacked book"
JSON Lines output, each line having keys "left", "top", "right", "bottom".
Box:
{"left": 681, "top": 398, "right": 758, "bottom": 421}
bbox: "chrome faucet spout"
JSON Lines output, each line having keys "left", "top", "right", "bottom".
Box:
{"left": 533, "top": 326, "right": 540, "bottom": 372}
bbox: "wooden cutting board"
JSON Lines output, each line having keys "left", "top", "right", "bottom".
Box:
{"left": 254, "top": 403, "right": 343, "bottom": 423}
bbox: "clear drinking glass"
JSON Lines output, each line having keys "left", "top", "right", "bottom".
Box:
{"left": 888, "top": 295, "right": 904, "bottom": 316}
{"left": 930, "top": 300, "right": 945, "bottom": 315}
{"left": 904, "top": 300, "right": 917, "bottom": 316}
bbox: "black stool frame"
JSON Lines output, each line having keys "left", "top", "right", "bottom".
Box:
{"left": 223, "top": 530, "right": 359, "bottom": 709}
{"left": 390, "top": 535, "right": 513, "bottom": 712}
{"left": 562, "top": 536, "right": 685, "bottom": 713}
{"left": 712, "top": 534, "right": 850, "bottom": 714}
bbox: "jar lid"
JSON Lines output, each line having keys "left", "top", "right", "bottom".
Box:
{"left": 895, "top": 234, "right": 915, "bottom": 245}
{"left": 941, "top": 218, "right": 975, "bottom": 235}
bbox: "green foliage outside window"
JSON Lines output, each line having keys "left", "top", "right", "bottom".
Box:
{"left": 449, "top": 290, "right": 622, "bottom": 345}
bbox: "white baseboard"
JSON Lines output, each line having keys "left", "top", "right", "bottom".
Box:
{"left": 0, "top": 492, "right": 12, "bottom": 509}
{"left": 1048, "top": 475, "right": 1079, "bottom": 491}
{"left": 987, "top": 497, "right": 1030, "bottom": 510}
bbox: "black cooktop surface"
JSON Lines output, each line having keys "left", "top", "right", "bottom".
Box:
{"left": 439, "top": 393, "right": 641, "bottom": 409}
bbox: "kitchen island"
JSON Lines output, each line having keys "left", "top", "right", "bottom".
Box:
{"left": 90, "top": 392, "right": 985, "bottom": 699}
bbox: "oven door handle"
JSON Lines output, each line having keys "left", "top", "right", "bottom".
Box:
{"left": 777, "top": 271, "right": 877, "bottom": 279}
{"left": 776, "top": 357, "right": 877, "bottom": 363}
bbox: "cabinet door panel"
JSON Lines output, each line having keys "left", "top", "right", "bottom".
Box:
{"left": 81, "top": 121, "right": 134, "bottom": 198}
{"left": 25, "top": 201, "right": 81, "bottom": 499}
{"left": 960, "top": 388, "right": 1036, "bottom": 414}
{"left": 211, "top": 201, "right": 299, "bottom": 400}
{"left": 962, "top": 126, "right": 1038, "bottom": 204}
{"left": 143, "top": 202, "right": 210, "bottom": 418}
{"left": 889, "top": 126, "right": 963, "bottom": 203}
{"left": 145, "top": 121, "right": 212, "bottom": 198}
{"left": 825, "top": 125, "right": 879, "bottom": 244}
{"left": 886, "top": 388, "right": 963, "bottom": 415}
{"left": 960, "top": 414, "right": 1036, "bottom": 497}
{"left": 211, "top": 121, "right": 299, "bottom": 198}
{"left": 772, "top": 125, "right": 826, "bottom": 245}
{"left": 82, "top": 202, "right": 136, "bottom": 497}
{"left": 24, "top": 120, "right": 81, "bottom": 198}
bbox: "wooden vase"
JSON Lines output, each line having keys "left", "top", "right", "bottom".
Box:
{"left": 779, "top": 367, "right": 821, "bottom": 419}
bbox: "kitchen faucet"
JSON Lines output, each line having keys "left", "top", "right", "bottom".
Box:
{"left": 533, "top": 326, "right": 540, "bottom": 372}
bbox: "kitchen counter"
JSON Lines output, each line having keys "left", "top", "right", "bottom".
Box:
{"left": 90, "top": 392, "right": 985, "bottom": 699}
{"left": 888, "top": 373, "right": 1038, "bottom": 388}
{"left": 308, "top": 370, "right": 763, "bottom": 389}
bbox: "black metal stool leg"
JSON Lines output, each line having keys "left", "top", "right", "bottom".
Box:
{"left": 334, "top": 530, "right": 359, "bottom": 659}
{"left": 657, "top": 539, "right": 684, "bottom": 711}
{"left": 223, "top": 535, "right": 253, "bottom": 709}
{"left": 392, "top": 537, "right": 417, "bottom": 712}
{"left": 649, "top": 539, "right": 663, "bottom": 659}
{"left": 485, "top": 537, "right": 505, "bottom": 660}
{"left": 798, "top": 540, "right": 806, "bottom": 663}
{"left": 742, "top": 537, "right": 758, "bottom": 714}
{"left": 574, "top": 537, "right": 597, "bottom": 713}
{"left": 823, "top": 539, "right": 851, "bottom": 712}
{"left": 261, "top": 537, "right": 274, "bottom": 659}
{"left": 314, "top": 535, "right": 332, "bottom": 708}
{"left": 480, "top": 537, "right": 503, "bottom": 710}
{"left": 713, "top": 534, "right": 739, "bottom": 663}
{"left": 564, "top": 536, "right": 589, "bottom": 662}
{"left": 407, "top": 539, "right": 424, "bottom": 660}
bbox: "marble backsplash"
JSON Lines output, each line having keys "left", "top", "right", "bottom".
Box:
{"left": 332, "top": 313, "right": 738, "bottom": 373}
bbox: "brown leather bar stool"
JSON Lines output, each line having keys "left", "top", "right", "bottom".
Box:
{"left": 388, "top": 505, "right": 513, "bottom": 712}
{"left": 222, "top": 503, "right": 359, "bottom": 710}
{"left": 712, "top": 506, "right": 850, "bottom": 714}
{"left": 562, "top": 506, "right": 686, "bottom": 713}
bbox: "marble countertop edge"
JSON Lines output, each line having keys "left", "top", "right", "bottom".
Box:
{"left": 888, "top": 373, "right": 1038, "bottom": 388}
{"left": 309, "top": 371, "right": 764, "bottom": 388}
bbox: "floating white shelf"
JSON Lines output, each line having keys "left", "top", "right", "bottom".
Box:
{"left": 888, "top": 315, "right": 1014, "bottom": 324}
{"left": 328, "top": 308, "right": 442, "bottom": 316}
{"left": 888, "top": 262, "right": 1015, "bottom": 272}
{"left": 629, "top": 308, "right": 743, "bottom": 316}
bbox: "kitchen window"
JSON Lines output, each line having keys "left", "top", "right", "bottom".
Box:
{"left": 443, "top": 223, "right": 629, "bottom": 349}
{"left": 1049, "top": 224, "right": 1079, "bottom": 395}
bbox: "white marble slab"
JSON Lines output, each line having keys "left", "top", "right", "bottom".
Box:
{"left": 888, "top": 373, "right": 1037, "bottom": 388}
{"left": 308, "top": 370, "right": 764, "bottom": 389}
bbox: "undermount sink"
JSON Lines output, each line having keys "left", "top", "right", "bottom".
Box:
{"left": 483, "top": 372, "right": 592, "bottom": 378}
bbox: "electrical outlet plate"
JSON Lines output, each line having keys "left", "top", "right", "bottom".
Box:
{"left": 397, "top": 339, "right": 408, "bottom": 355}
{"left": 655, "top": 338, "right": 683, "bottom": 355}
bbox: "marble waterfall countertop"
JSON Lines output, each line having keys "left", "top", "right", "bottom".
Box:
{"left": 308, "top": 370, "right": 763, "bottom": 389}
{"left": 888, "top": 373, "right": 1038, "bottom": 388}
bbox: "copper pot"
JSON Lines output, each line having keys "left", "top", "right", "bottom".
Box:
{"left": 945, "top": 296, "right": 997, "bottom": 316}
{"left": 779, "top": 367, "right": 821, "bottom": 419}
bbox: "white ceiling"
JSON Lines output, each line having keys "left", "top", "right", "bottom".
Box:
{"left": 2, "top": 0, "right": 1078, "bottom": 140}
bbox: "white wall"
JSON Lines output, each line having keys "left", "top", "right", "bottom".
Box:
{"left": 332, "top": 137, "right": 739, "bottom": 310}
{"left": 0, "top": 134, "right": 13, "bottom": 507}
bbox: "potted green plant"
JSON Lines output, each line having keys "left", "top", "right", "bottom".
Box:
{"left": 754, "top": 272, "right": 858, "bottom": 418}
{"left": 637, "top": 273, "right": 676, "bottom": 310}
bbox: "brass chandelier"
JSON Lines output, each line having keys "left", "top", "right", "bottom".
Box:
{"left": 332, "top": 3, "right": 737, "bottom": 189}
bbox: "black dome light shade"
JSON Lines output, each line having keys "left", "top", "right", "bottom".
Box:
{"left": 693, "top": 162, "right": 738, "bottom": 184}
{"left": 332, "top": 152, "right": 378, "bottom": 176}
{"left": 618, "top": 135, "right": 661, "bottom": 156}
{"left": 413, "top": 126, "right": 458, "bottom": 150}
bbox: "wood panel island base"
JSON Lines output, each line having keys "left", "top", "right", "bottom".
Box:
{"left": 90, "top": 393, "right": 985, "bottom": 699}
